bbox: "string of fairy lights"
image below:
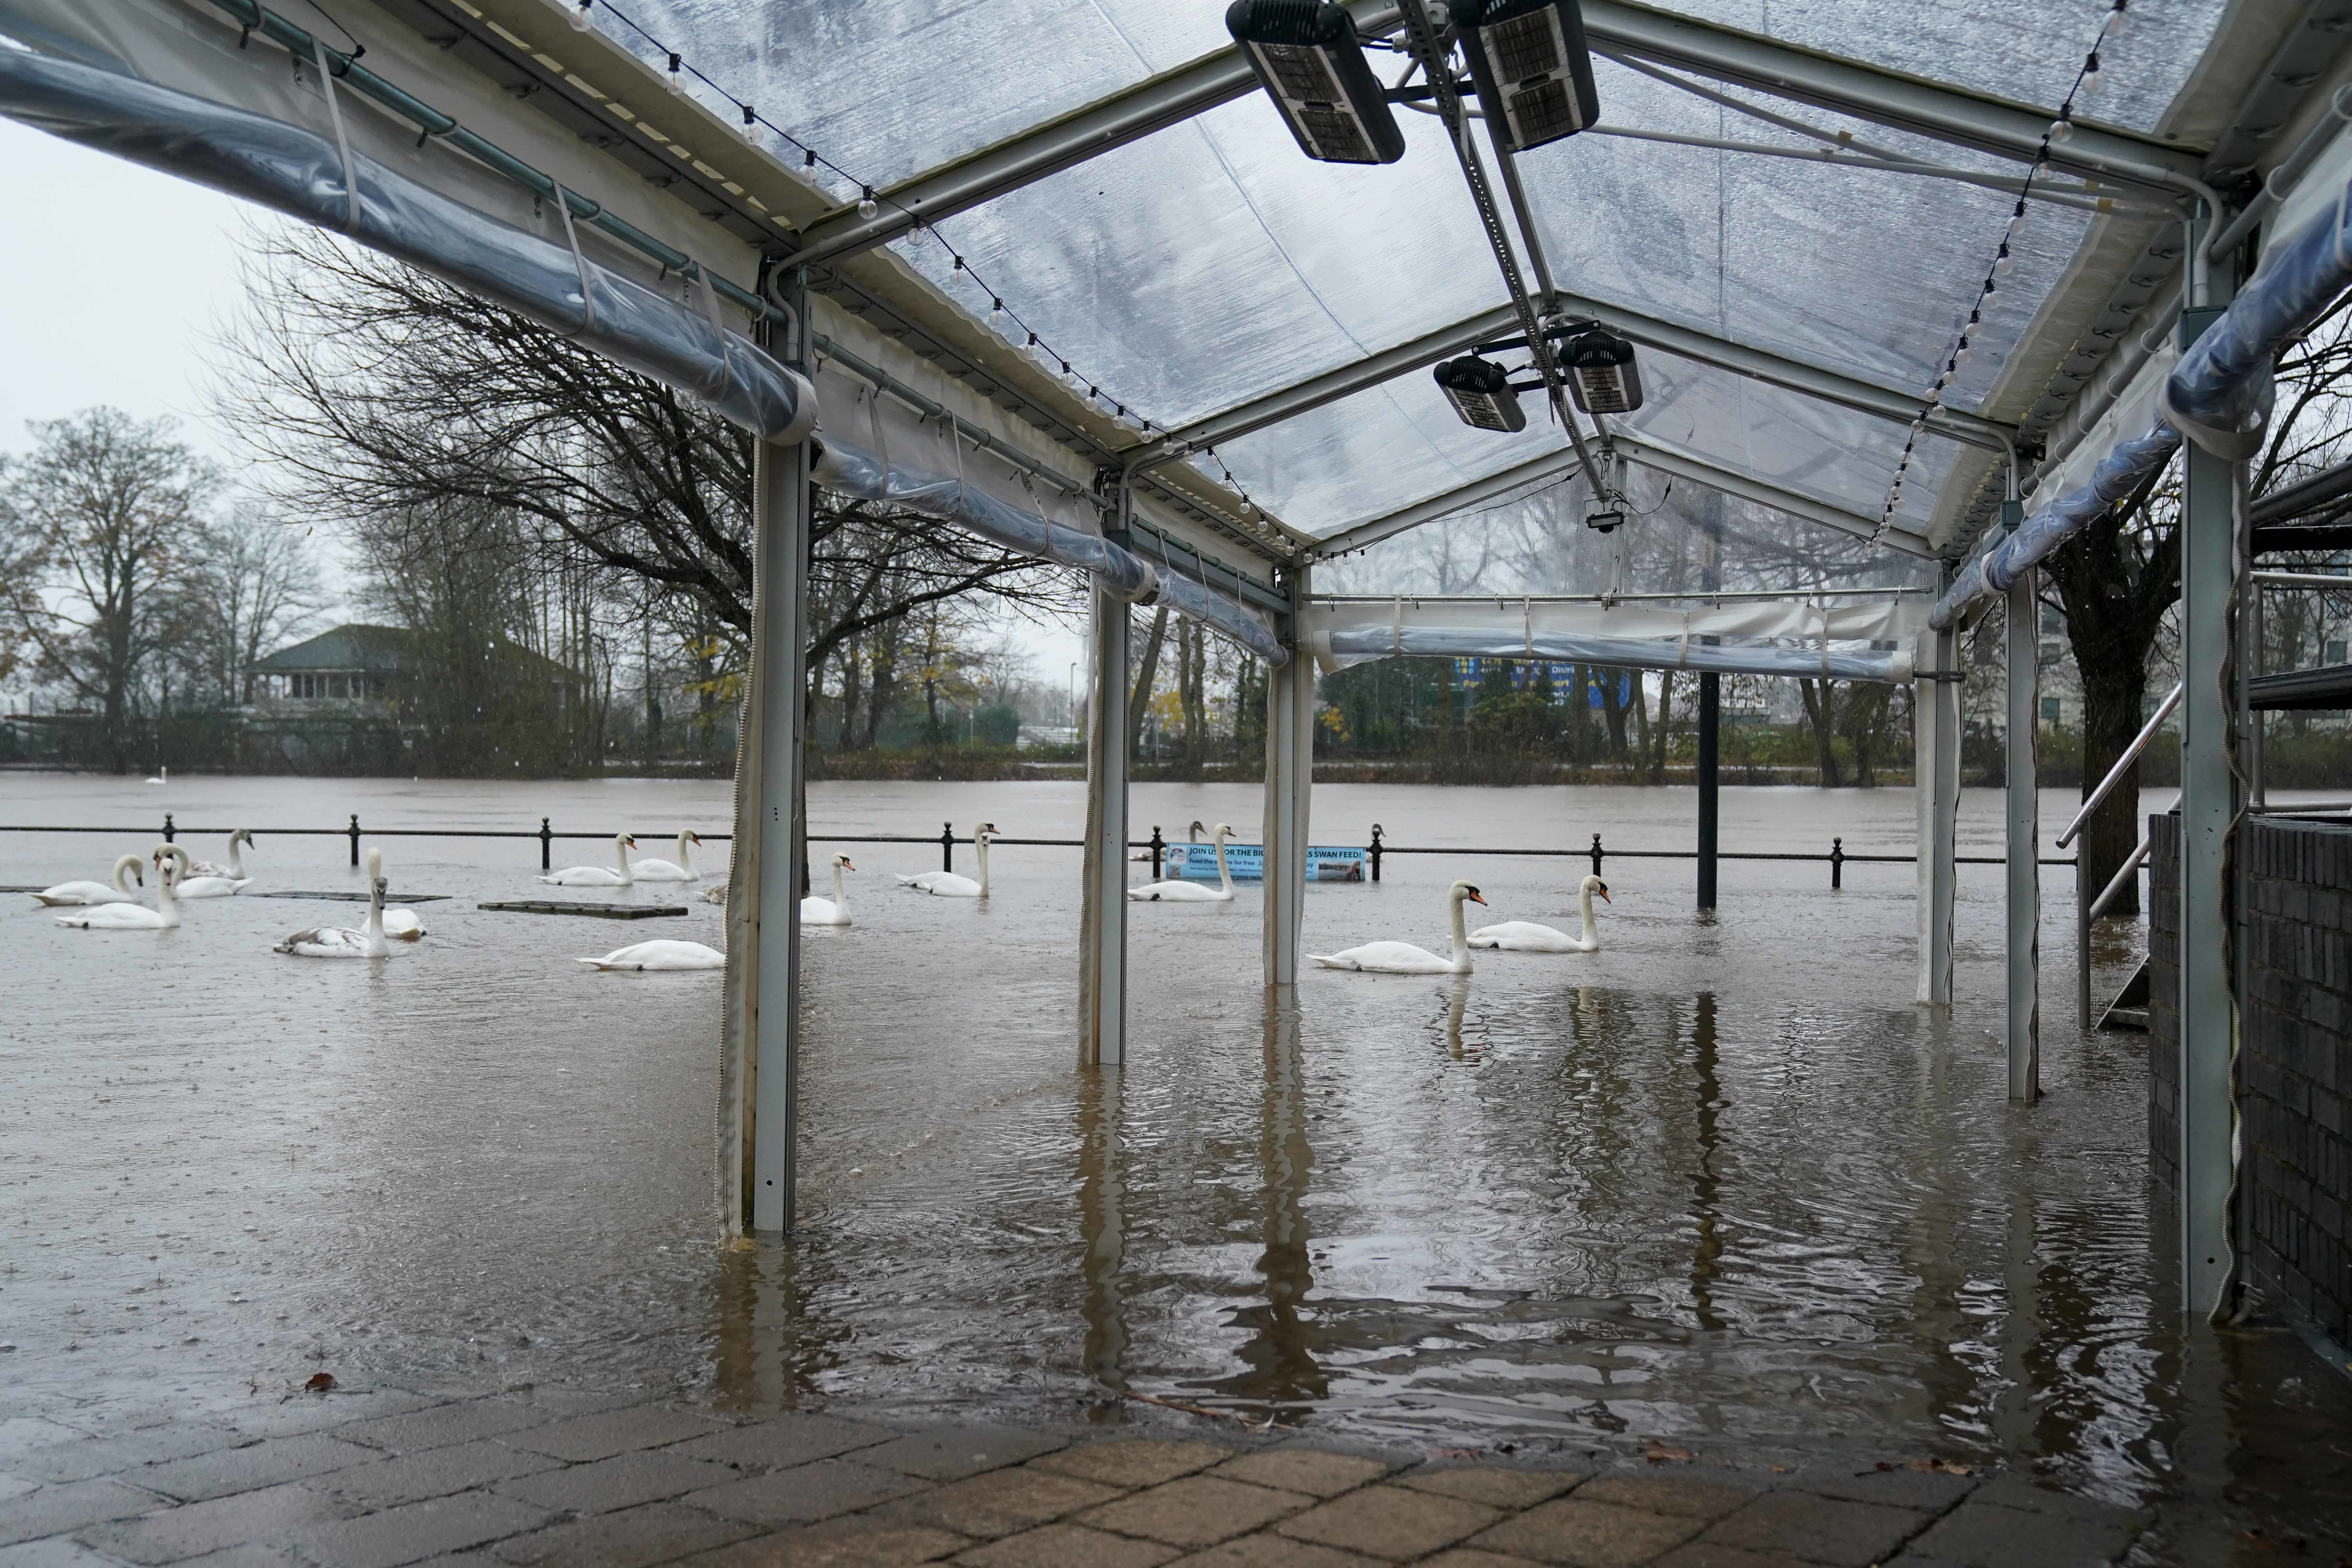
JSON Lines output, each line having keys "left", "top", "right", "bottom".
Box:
{"left": 570, "top": 0, "right": 1281, "bottom": 539}
{"left": 1872, "top": 0, "right": 2132, "bottom": 543}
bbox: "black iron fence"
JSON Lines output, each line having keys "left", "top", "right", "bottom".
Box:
{"left": 1, "top": 814, "right": 2073, "bottom": 886}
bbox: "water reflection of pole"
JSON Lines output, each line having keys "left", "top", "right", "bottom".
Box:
{"left": 1075, "top": 1064, "right": 1128, "bottom": 1392}
{"left": 1688, "top": 993, "right": 1725, "bottom": 1335}
{"left": 1233, "top": 991, "right": 1325, "bottom": 1405}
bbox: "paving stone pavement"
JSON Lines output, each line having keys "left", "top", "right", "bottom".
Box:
{"left": 0, "top": 1386, "right": 2169, "bottom": 1567}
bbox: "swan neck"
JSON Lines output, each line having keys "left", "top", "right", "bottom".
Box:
{"left": 831, "top": 859, "right": 848, "bottom": 909}
{"left": 114, "top": 855, "right": 141, "bottom": 893}
{"left": 1580, "top": 883, "right": 1597, "bottom": 942}
{"left": 1448, "top": 888, "right": 1470, "bottom": 961}
{"left": 1212, "top": 831, "right": 1231, "bottom": 891}
{"left": 975, "top": 835, "right": 989, "bottom": 894}
{"left": 680, "top": 833, "right": 697, "bottom": 877}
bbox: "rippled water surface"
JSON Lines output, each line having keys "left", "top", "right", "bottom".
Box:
{"left": 5, "top": 773, "right": 2349, "bottom": 1549}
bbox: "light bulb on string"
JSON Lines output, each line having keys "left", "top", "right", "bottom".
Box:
{"left": 666, "top": 53, "right": 686, "bottom": 94}
{"left": 569, "top": 1, "right": 593, "bottom": 32}
{"left": 2102, "top": 3, "right": 2126, "bottom": 42}
{"left": 2078, "top": 51, "right": 2102, "bottom": 99}
{"left": 857, "top": 187, "right": 878, "bottom": 220}
{"left": 1994, "top": 241, "right": 2016, "bottom": 278}
{"left": 2049, "top": 111, "right": 2073, "bottom": 143}
{"left": 739, "top": 105, "right": 758, "bottom": 142}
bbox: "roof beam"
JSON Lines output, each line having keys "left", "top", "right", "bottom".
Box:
{"left": 1309, "top": 436, "right": 1933, "bottom": 559}
{"left": 785, "top": 4, "right": 1401, "bottom": 270}
{"left": 1128, "top": 292, "right": 2016, "bottom": 469}
{"left": 785, "top": 0, "right": 2205, "bottom": 279}
{"left": 1580, "top": 0, "right": 2208, "bottom": 198}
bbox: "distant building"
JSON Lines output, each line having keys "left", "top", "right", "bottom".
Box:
{"left": 249, "top": 624, "right": 406, "bottom": 708}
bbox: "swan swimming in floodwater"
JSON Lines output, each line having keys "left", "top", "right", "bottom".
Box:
{"left": 54, "top": 850, "right": 181, "bottom": 929}
{"left": 802, "top": 855, "right": 855, "bottom": 926}
{"left": 156, "top": 844, "right": 247, "bottom": 898}
{"left": 273, "top": 850, "right": 390, "bottom": 958}
{"left": 577, "top": 939, "right": 724, "bottom": 970}
{"left": 1471, "top": 875, "right": 1609, "bottom": 953}
{"left": 33, "top": 854, "right": 145, "bottom": 907}
{"left": 898, "top": 824, "right": 994, "bottom": 897}
{"left": 1132, "top": 818, "right": 1205, "bottom": 863}
{"left": 1311, "top": 880, "right": 1487, "bottom": 975}
{"left": 144, "top": 766, "right": 167, "bottom": 785}
{"left": 382, "top": 907, "right": 424, "bottom": 940}
{"left": 542, "top": 833, "right": 636, "bottom": 887}
{"left": 185, "top": 828, "right": 252, "bottom": 880}
{"left": 1129, "top": 823, "right": 1235, "bottom": 902}
{"left": 632, "top": 830, "right": 703, "bottom": 882}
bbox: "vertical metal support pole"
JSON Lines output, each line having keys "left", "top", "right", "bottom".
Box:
{"left": 718, "top": 270, "right": 812, "bottom": 1238}
{"left": 2178, "top": 299, "right": 2241, "bottom": 1318}
{"left": 1917, "top": 620, "right": 1960, "bottom": 1005}
{"left": 2248, "top": 584, "right": 2267, "bottom": 810}
{"left": 745, "top": 430, "right": 811, "bottom": 1235}
{"left": 942, "top": 822, "right": 955, "bottom": 873}
{"left": 1263, "top": 566, "right": 1314, "bottom": 988}
{"left": 348, "top": 814, "right": 360, "bottom": 868}
{"left": 1696, "top": 673, "right": 1719, "bottom": 909}
{"left": 1590, "top": 833, "right": 1604, "bottom": 877}
{"left": 1080, "top": 585, "right": 1132, "bottom": 1068}
{"left": 1368, "top": 824, "right": 1383, "bottom": 882}
{"left": 2006, "top": 557, "right": 2041, "bottom": 1102}
{"left": 1831, "top": 837, "right": 1844, "bottom": 889}
{"left": 539, "top": 817, "right": 552, "bottom": 872}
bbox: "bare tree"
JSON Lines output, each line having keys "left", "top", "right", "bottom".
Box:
{"left": 212, "top": 224, "right": 1063, "bottom": 727}
{"left": 0, "top": 408, "right": 218, "bottom": 770}
{"left": 178, "top": 506, "right": 328, "bottom": 706}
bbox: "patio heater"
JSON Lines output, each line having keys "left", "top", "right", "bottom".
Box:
{"left": 1450, "top": 0, "right": 1602, "bottom": 154}
{"left": 1226, "top": 1, "right": 1406, "bottom": 165}
{"left": 1433, "top": 355, "right": 1528, "bottom": 432}
{"left": 1564, "top": 328, "right": 1643, "bottom": 414}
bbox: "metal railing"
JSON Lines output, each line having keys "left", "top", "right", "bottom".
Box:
{"left": 0, "top": 814, "right": 2072, "bottom": 886}
{"left": 2056, "top": 681, "right": 2184, "bottom": 849}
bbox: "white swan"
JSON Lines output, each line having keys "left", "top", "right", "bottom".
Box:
{"left": 1129, "top": 822, "right": 1236, "bottom": 902}
{"left": 801, "top": 854, "right": 855, "bottom": 926}
{"left": 541, "top": 833, "right": 636, "bottom": 887}
{"left": 898, "top": 823, "right": 995, "bottom": 898}
{"left": 186, "top": 828, "right": 252, "bottom": 880}
{"left": 1132, "top": 818, "right": 1205, "bottom": 863}
{"left": 1471, "top": 875, "right": 1609, "bottom": 952}
{"left": 273, "top": 849, "right": 390, "bottom": 958}
{"left": 698, "top": 881, "right": 728, "bottom": 906}
{"left": 382, "top": 907, "right": 425, "bottom": 941}
{"left": 156, "top": 844, "right": 248, "bottom": 899}
{"left": 33, "top": 854, "right": 145, "bottom": 907}
{"left": 56, "top": 846, "right": 185, "bottom": 930}
{"left": 1311, "top": 880, "right": 1488, "bottom": 975}
{"left": 577, "top": 939, "right": 724, "bottom": 970}
{"left": 144, "top": 766, "right": 167, "bottom": 785}
{"left": 632, "top": 830, "right": 703, "bottom": 882}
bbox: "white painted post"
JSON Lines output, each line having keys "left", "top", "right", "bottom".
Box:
{"left": 1080, "top": 587, "right": 1131, "bottom": 1067}
{"left": 1916, "top": 622, "right": 1959, "bottom": 1006}
{"left": 2006, "top": 561, "right": 2041, "bottom": 1101}
{"left": 1263, "top": 566, "right": 1313, "bottom": 988}
{"left": 2178, "top": 300, "right": 2243, "bottom": 1318}
{"left": 719, "top": 379, "right": 811, "bottom": 1236}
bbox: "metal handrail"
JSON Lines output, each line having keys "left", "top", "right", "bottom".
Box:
{"left": 2056, "top": 681, "right": 2183, "bottom": 848}
{"left": 2086, "top": 836, "right": 2155, "bottom": 922}
{"left": 2251, "top": 569, "right": 2352, "bottom": 589}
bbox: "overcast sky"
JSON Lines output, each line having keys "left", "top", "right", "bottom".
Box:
{"left": 0, "top": 113, "right": 1087, "bottom": 687}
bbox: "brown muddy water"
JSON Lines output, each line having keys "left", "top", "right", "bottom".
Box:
{"left": 4, "top": 775, "right": 2349, "bottom": 1550}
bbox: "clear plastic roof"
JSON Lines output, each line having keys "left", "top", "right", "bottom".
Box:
{"left": 609, "top": 0, "right": 2236, "bottom": 559}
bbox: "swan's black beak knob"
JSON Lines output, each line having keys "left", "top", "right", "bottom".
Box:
{"left": 1598, "top": 884, "right": 1611, "bottom": 902}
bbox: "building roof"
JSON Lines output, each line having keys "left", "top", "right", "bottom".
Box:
{"left": 250, "top": 624, "right": 410, "bottom": 675}
{"left": 253, "top": 624, "right": 582, "bottom": 680}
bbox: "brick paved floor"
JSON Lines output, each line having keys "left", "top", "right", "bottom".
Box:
{"left": 0, "top": 1383, "right": 2166, "bottom": 1568}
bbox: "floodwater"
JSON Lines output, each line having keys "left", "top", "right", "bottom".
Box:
{"left": 5, "top": 773, "right": 2350, "bottom": 1558}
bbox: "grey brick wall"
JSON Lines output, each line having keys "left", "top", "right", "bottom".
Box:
{"left": 2151, "top": 813, "right": 2352, "bottom": 1344}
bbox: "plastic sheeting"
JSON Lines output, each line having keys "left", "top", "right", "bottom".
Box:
{"left": 0, "top": 44, "right": 814, "bottom": 442}
{"left": 810, "top": 428, "right": 1285, "bottom": 667}
{"left": 1307, "top": 595, "right": 1920, "bottom": 682}
{"left": 1931, "top": 156, "right": 2352, "bottom": 631}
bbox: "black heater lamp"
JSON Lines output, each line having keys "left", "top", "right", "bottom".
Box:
{"left": 1434, "top": 356, "right": 1527, "bottom": 432}
{"left": 1583, "top": 506, "right": 1624, "bottom": 534}
{"left": 1564, "top": 328, "right": 1643, "bottom": 414}
{"left": 1226, "top": 1, "right": 1406, "bottom": 165}
{"left": 1450, "top": 0, "right": 1601, "bottom": 155}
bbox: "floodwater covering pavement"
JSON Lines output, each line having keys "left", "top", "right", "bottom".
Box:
{"left": 4, "top": 775, "right": 2350, "bottom": 1565}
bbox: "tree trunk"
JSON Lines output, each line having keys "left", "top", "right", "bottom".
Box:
{"left": 1650, "top": 671, "right": 1675, "bottom": 782}
{"left": 1128, "top": 605, "right": 1168, "bottom": 758}
{"left": 864, "top": 621, "right": 898, "bottom": 750}
{"left": 1598, "top": 667, "right": 1630, "bottom": 762}
{"left": 1798, "top": 678, "right": 1844, "bottom": 788}
{"left": 1630, "top": 674, "right": 1651, "bottom": 777}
